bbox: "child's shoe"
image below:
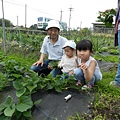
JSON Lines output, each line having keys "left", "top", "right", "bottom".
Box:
{"left": 109, "top": 81, "right": 119, "bottom": 87}
{"left": 76, "top": 81, "right": 82, "bottom": 86}
{"left": 81, "top": 84, "right": 93, "bottom": 90}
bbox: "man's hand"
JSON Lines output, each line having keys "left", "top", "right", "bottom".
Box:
{"left": 33, "top": 60, "right": 43, "bottom": 66}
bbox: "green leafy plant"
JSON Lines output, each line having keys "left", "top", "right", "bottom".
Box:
{"left": 0, "top": 27, "right": 120, "bottom": 120}
{"left": 0, "top": 95, "right": 39, "bottom": 120}
{"left": 109, "top": 49, "right": 119, "bottom": 55}
{"left": 0, "top": 95, "right": 15, "bottom": 118}
{"left": 42, "top": 73, "right": 77, "bottom": 92}
{"left": 97, "top": 9, "right": 116, "bottom": 27}
{"left": 48, "top": 60, "right": 59, "bottom": 69}
{"left": 0, "top": 57, "right": 43, "bottom": 119}
{"left": 0, "top": 72, "right": 10, "bottom": 91}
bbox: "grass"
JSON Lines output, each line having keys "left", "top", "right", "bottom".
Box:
{"left": 66, "top": 57, "right": 120, "bottom": 120}
{"left": 0, "top": 49, "right": 120, "bottom": 120}
{"left": 0, "top": 30, "right": 120, "bottom": 119}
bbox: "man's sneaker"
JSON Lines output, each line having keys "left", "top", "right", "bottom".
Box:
{"left": 81, "top": 84, "right": 93, "bottom": 90}
{"left": 110, "top": 81, "right": 119, "bottom": 87}
{"left": 76, "top": 81, "right": 82, "bottom": 86}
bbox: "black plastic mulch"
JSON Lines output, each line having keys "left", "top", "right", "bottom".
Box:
{"left": 0, "top": 61, "right": 116, "bottom": 120}
{"left": 32, "top": 89, "right": 94, "bottom": 120}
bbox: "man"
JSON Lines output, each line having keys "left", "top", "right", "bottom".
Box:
{"left": 110, "top": 5, "right": 120, "bottom": 87}
{"left": 30, "top": 20, "right": 68, "bottom": 77}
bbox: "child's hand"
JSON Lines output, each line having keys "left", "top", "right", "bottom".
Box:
{"left": 78, "top": 63, "right": 88, "bottom": 70}
{"left": 48, "top": 65, "right": 53, "bottom": 70}
{"left": 69, "top": 70, "right": 74, "bottom": 75}
{"left": 48, "top": 61, "right": 59, "bottom": 69}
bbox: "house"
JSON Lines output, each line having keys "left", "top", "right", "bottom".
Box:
{"left": 92, "top": 22, "right": 115, "bottom": 34}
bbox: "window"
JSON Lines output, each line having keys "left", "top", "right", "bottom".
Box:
{"left": 38, "top": 17, "right": 43, "bottom": 22}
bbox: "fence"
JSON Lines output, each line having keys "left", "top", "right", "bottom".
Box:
{"left": 93, "top": 27, "right": 114, "bottom": 34}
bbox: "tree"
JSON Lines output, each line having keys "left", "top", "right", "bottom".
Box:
{"left": 29, "top": 24, "right": 37, "bottom": 30}
{"left": 0, "top": 18, "right": 14, "bottom": 27}
{"left": 79, "top": 28, "right": 92, "bottom": 36}
{"left": 97, "top": 9, "right": 116, "bottom": 27}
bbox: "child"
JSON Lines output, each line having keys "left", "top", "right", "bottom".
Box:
{"left": 58, "top": 40, "right": 78, "bottom": 78}
{"left": 74, "top": 39, "right": 102, "bottom": 90}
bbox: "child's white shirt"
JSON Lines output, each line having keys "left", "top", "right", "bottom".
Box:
{"left": 77, "top": 56, "right": 102, "bottom": 80}
{"left": 58, "top": 54, "right": 77, "bottom": 73}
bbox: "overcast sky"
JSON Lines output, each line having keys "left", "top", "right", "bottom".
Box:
{"left": 0, "top": 0, "right": 118, "bottom": 29}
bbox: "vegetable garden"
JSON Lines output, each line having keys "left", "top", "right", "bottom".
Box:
{"left": 0, "top": 27, "right": 120, "bottom": 120}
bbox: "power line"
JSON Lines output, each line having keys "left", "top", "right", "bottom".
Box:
{"left": 6, "top": 0, "right": 24, "bottom": 5}
{"left": 4, "top": 0, "right": 24, "bottom": 6}
{"left": 2, "top": 0, "right": 66, "bottom": 27}
{"left": 4, "top": 0, "right": 58, "bottom": 17}
{"left": 27, "top": 6, "right": 56, "bottom": 17}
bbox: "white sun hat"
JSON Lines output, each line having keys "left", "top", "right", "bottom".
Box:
{"left": 46, "top": 20, "right": 60, "bottom": 30}
{"left": 62, "top": 40, "right": 76, "bottom": 49}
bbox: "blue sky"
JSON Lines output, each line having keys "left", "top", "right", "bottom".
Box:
{"left": 0, "top": 0, "right": 118, "bottom": 29}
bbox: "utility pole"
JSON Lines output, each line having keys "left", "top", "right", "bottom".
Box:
{"left": 60, "top": 10, "right": 63, "bottom": 22}
{"left": 68, "top": 7, "right": 73, "bottom": 31}
{"left": 17, "top": 15, "right": 18, "bottom": 27}
{"left": 68, "top": 6, "right": 73, "bottom": 39}
{"left": 1, "top": 0, "right": 6, "bottom": 54}
{"left": 25, "top": 4, "right": 27, "bottom": 29}
{"left": 80, "top": 21, "right": 82, "bottom": 30}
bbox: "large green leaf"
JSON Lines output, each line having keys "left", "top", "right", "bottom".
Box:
{"left": 13, "top": 80, "right": 23, "bottom": 90}
{"left": 48, "top": 60, "right": 59, "bottom": 69}
{"left": 23, "top": 110, "right": 32, "bottom": 118}
{"left": 0, "top": 114, "right": 10, "bottom": 120}
{"left": 0, "top": 103, "right": 5, "bottom": 111}
{"left": 110, "top": 8, "right": 116, "bottom": 15}
{"left": 4, "top": 104, "right": 15, "bottom": 117}
{"left": 12, "top": 73, "right": 22, "bottom": 78}
{"left": 14, "top": 66, "right": 24, "bottom": 72}
{"left": 16, "top": 96, "right": 33, "bottom": 112}
{"left": 16, "top": 103, "right": 31, "bottom": 112}
{"left": 26, "top": 83, "right": 37, "bottom": 93}
{"left": 4, "top": 96, "right": 13, "bottom": 108}
{"left": 55, "top": 86, "right": 62, "bottom": 93}
{"left": 34, "top": 99, "right": 42, "bottom": 105}
{"left": 16, "top": 87, "right": 26, "bottom": 97}
{"left": 47, "top": 84, "right": 54, "bottom": 90}
{"left": 15, "top": 110, "right": 22, "bottom": 120}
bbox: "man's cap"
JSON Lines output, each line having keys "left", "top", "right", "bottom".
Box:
{"left": 46, "top": 20, "right": 60, "bottom": 30}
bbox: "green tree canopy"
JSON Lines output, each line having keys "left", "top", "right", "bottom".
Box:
{"left": 0, "top": 18, "right": 14, "bottom": 27}
{"left": 97, "top": 8, "right": 116, "bottom": 27}
{"left": 29, "top": 24, "right": 37, "bottom": 30}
